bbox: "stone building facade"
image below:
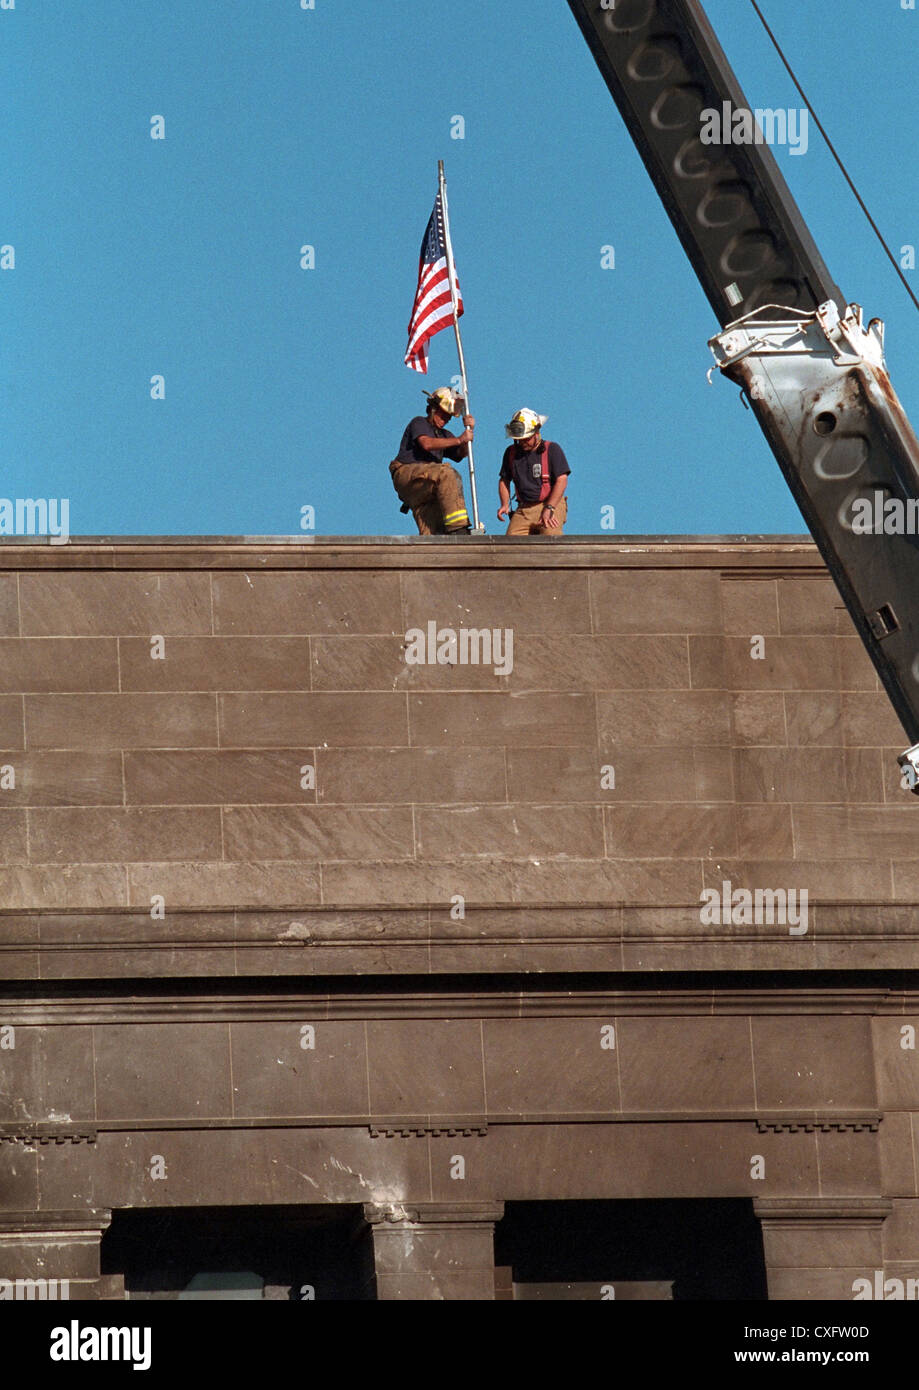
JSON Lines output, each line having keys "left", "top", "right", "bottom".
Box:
{"left": 0, "top": 536, "right": 917, "bottom": 1300}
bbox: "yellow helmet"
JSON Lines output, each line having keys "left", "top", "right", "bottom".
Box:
{"left": 424, "top": 386, "right": 461, "bottom": 416}
{"left": 506, "top": 408, "right": 547, "bottom": 440}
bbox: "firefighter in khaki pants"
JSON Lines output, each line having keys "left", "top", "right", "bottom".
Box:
{"left": 497, "top": 408, "right": 570, "bottom": 535}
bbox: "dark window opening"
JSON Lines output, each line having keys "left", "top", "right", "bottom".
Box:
{"left": 102, "top": 1205, "right": 372, "bottom": 1301}
{"left": 495, "top": 1199, "right": 767, "bottom": 1301}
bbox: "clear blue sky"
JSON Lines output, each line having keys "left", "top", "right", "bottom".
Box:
{"left": 4, "top": 0, "right": 919, "bottom": 537}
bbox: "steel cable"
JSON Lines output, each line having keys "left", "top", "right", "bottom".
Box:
{"left": 750, "top": 0, "right": 919, "bottom": 315}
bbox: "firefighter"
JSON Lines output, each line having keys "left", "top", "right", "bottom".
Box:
{"left": 390, "top": 387, "right": 474, "bottom": 534}
{"left": 498, "top": 408, "right": 570, "bottom": 535}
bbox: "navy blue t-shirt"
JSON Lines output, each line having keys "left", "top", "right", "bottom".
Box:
{"left": 395, "top": 415, "right": 465, "bottom": 465}
{"left": 500, "top": 440, "right": 570, "bottom": 504}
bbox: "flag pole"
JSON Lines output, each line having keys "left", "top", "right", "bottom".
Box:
{"left": 438, "top": 159, "right": 483, "bottom": 533}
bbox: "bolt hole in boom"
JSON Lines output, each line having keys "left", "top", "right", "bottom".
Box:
{"left": 814, "top": 432, "right": 869, "bottom": 481}
{"left": 814, "top": 412, "right": 837, "bottom": 435}
{"left": 650, "top": 83, "right": 705, "bottom": 131}
{"left": 720, "top": 230, "right": 778, "bottom": 276}
{"left": 602, "top": 0, "right": 657, "bottom": 35}
{"left": 626, "top": 38, "right": 682, "bottom": 83}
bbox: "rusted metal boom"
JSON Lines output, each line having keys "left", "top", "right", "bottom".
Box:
{"left": 569, "top": 0, "right": 919, "bottom": 781}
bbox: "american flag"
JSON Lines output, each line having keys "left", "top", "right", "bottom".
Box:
{"left": 404, "top": 191, "right": 463, "bottom": 373}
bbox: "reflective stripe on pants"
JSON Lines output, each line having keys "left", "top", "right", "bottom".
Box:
{"left": 389, "top": 460, "right": 470, "bottom": 534}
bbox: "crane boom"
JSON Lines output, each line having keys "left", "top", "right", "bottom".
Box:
{"left": 568, "top": 0, "right": 919, "bottom": 783}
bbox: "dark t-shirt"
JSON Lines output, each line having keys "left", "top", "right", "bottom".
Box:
{"left": 395, "top": 415, "right": 465, "bottom": 465}
{"left": 500, "top": 440, "right": 570, "bottom": 504}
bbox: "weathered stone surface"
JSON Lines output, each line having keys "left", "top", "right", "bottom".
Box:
{"left": 409, "top": 692, "right": 597, "bottom": 748}
{"left": 318, "top": 747, "right": 505, "bottom": 804}
{"left": 0, "top": 575, "right": 20, "bottom": 636}
{"left": 731, "top": 692, "right": 786, "bottom": 747}
{"left": 223, "top": 806, "right": 414, "bottom": 863}
{"left": 366, "top": 1021, "right": 487, "bottom": 1114}
{"left": 0, "top": 696, "right": 24, "bottom": 749}
{"left": 404, "top": 569, "right": 590, "bottom": 634}
{"left": 0, "top": 538, "right": 914, "bottom": 1305}
{"left": 734, "top": 747, "right": 883, "bottom": 803}
{"left": 29, "top": 808, "right": 222, "bottom": 863}
{"left": 93, "top": 1023, "right": 232, "bottom": 1120}
{"left": 230, "top": 1021, "right": 370, "bottom": 1118}
{"left": 605, "top": 804, "right": 738, "bottom": 859}
{"left": 125, "top": 750, "right": 317, "bottom": 806}
{"left": 598, "top": 690, "right": 731, "bottom": 747}
{"left": 26, "top": 694, "right": 217, "bottom": 749}
{"left": 0, "top": 752, "right": 123, "bottom": 805}
{"left": 721, "top": 578, "right": 779, "bottom": 636}
{"left": 20, "top": 572, "right": 212, "bottom": 636}
{"left": 482, "top": 1019, "right": 620, "bottom": 1114}
{"left": 213, "top": 572, "right": 402, "bottom": 635}
{"left": 417, "top": 805, "right": 604, "bottom": 860}
{"left": 591, "top": 570, "right": 721, "bottom": 634}
{"left": 775, "top": 578, "right": 840, "bottom": 635}
{"left": 0, "top": 639, "right": 118, "bottom": 692}
{"left": 220, "top": 692, "right": 407, "bottom": 747}
{"left": 120, "top": 637, "right": 313, "bottom": 691}
{"left": 751, "top": 1018, "right": 876, "bottom": 1109}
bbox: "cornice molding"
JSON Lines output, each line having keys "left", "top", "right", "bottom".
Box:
{"left": 370, "top": 1122, "right": 488, "bottom": 1139}
{"left": 754, "top": 1198, "right": 893, "bottom": 1223}
{"left": 5, "top": 904, "right": 919, "bottom": 982}
{"left": 0, "top": 986, "right": 913, "bottom": 1025}
{"left": 0, "top": 537, "right": 823, "bottom": 575}
{"left": 0, "top": 1209, "right": 110, "bottom": 1233}
{"left": 756, "top": 1114, "right": 881, "bottom": 1134}
{"left": 0, "top": 1113, "right": 887, "bottom": 1140}
{"left": 0, "top": 1128, "right": 97, "bottom": 1146}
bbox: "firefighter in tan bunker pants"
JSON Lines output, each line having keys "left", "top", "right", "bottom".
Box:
{"left": 390, "top": 387, "right": 474, "bottom": 534}
{"left": 498, "top": 408, "right": 570, "bottom": 535}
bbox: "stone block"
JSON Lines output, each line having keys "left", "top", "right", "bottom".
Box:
{"left": 409, "top": 693, "right": 597, "bottom": 748}
{"left": 213, "top": 572, "right": 402, "bottom": 635}
{"left": 776, "top": 578, "right": 840, "bottom": 635}
{"left": 0, "top": 639, "right": 118, "bottom": 692}
{"left": 20, "top": 573, "right": 212, "bottom": 636}
{"left": 751, "top": 1018, "right": 876, "bottom": 1109}
{"left": 590, "top": 570, "right": 721, "bottom": 634}
{"left": 26, "top": 694, "right": 217, "bottom": 750}
{"left": 125, "top": 750, "right": 316, "bottom": 805}
{"left": 482, "top": 1018, "right": 620, "bottom": 1114}
{"left": 120, "top": 637, "right": 313, "bottom": 691}
{"left": 230, "top": 1021, "right": 369, "bottom": 1118}
{"left": 29, "top": 808, "right": 222, "bottom": 864}
{"left": 223, "top": 806, "right": 414, "bottom": 862}
{"left": 721, "top": 579, "right": 779, "bottom": 635}
{"left": 598, "top": 690, "right": 731, "bottom": 748}
{"left": 365, "top": 1020, "right": 486, "bottom": 1114}
{"left": 404, "top": 569, "right": 590, "bottom": 635}
{"left": 219, "top": 692, "right": 407, "bottom": 747}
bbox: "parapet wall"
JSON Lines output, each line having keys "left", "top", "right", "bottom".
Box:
{"left": 0, "top": 535, "right": 913, "bottom": 979}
